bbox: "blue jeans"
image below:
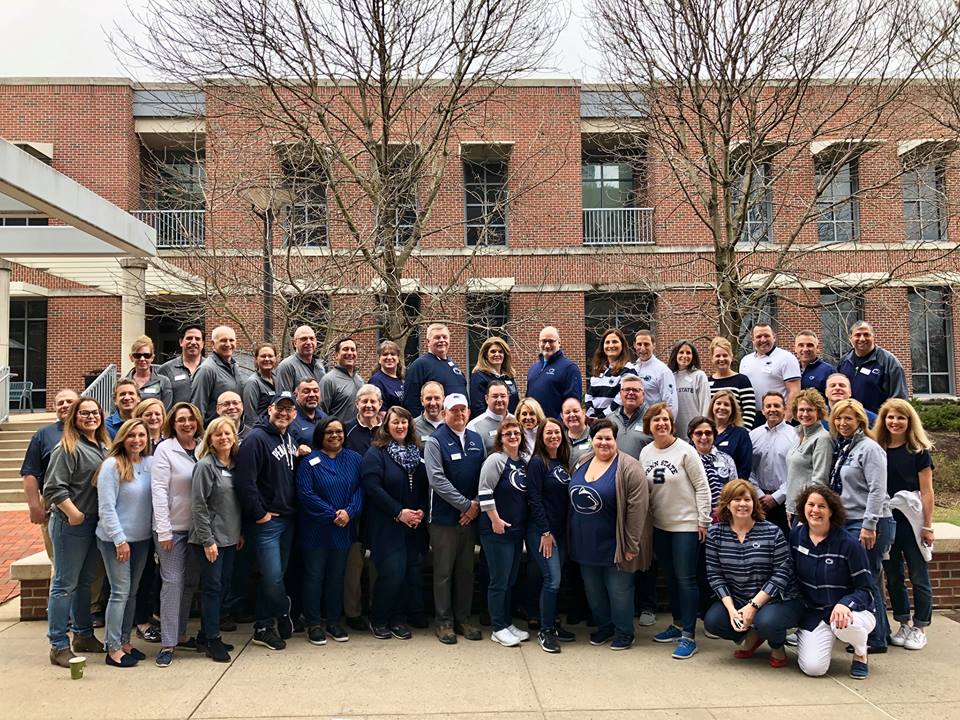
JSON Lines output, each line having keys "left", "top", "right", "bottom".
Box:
{"left": 845, "top": 516, "right": 895, "bottom": 648}
{"left": 580, "top": 563, "right": 635, "bottom": 641}
{"left": 194, "top": 544, "right": 236, "bottom": 642}
{"left": 703, "top": 598, "right": 803, "bottom": 649}
{"left": 99, "top": 539, "right": 151, "bottom": 652}
{"left": 480, "top": 533, "right": 523, "bottom": 631}
{"left": 525, "top": 526, "right": 564, "bottom": 630}
{"left": 653, "top": 528, "right": 700, "bottom": 638}
{"left": 252, "top": 517, "right": 294, "bottom": 630}
{"left": 302, "top": 547, "right": 349, "bottom": 626}
{"left": 883, "top": 511, "right": 933, "bottom": 627}
{"left": 371, "top": 540, "right": 421, "bottom": 626}
{"left": 47, "top": 512, "right": 100, "bottom": 650}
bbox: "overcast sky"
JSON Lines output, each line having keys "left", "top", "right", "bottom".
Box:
{"left": 0, "top": 0, "right": 603, "bottom": 81}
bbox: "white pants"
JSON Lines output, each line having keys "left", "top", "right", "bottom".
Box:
{"left": 797, "top": 610, "right": 877, "bottom": 677}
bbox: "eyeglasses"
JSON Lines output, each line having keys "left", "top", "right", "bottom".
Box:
{"left": 502, "top": 430, "right": 522, "bottom": 437}
{"left": 539, "top": 339, "right": 558, "bottom": 345}
{"left": 621, "top": 388, "right": 642, "bottom": 394}
{"left": 174, "top": 417, "right": 195, "bottom": 424}
{"left": 131, "top": 352, "right": 153, "bottom": 360}
{"left": 691, "top": 430, "right": 714, "bottom": 438}
{"left": 77, "top": 410, "right": 100, "bottom": 418}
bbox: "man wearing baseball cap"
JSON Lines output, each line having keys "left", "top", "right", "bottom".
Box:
{"left": 234, "top": 390, "right": 300, "bottom": 651}
{"left": 424, "top": 393, "right": 485, "bottom": 644}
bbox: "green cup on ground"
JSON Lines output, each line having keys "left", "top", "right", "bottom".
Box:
{"left": 69, "top": 656, "right": 86, "bottom": 679}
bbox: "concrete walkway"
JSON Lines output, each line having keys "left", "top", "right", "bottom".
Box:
{"left": 0, "top": 598, "right": 957, "bottom": 720}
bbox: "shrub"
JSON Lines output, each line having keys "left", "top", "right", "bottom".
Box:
{"left": 911, "top": 400, "right": 960, "bottom": 433}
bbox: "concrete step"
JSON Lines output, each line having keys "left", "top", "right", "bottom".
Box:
{"left": 0, "top": 430, "right": 36, "bottom": 440}
{"left": 0, "top": 438, "right": 32, "bottom": 449}
{"left": 0, "top": 449, "right": 28, "bottom": 459}
{"left": 0, "top": 478, "right": 23, "bottom": 491}
{"left": 0, "top": 488, "right": 26, "bottom": 502}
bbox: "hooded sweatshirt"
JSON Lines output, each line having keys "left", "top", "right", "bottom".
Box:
{"left": 233, "top": 418, "right": 298, "bottom": 522}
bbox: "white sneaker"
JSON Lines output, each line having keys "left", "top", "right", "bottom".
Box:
{"left": 890, "top": 623, "right": 912, "bottom": 647}
{"left": 491, "top": 629, "right": 521, "bottom": 647}
{"left": 638, "top": 610, "right": 656, "bottom": 627}
{"left": 904, "top": 627, "right": 928, "bottom": 651}
{"left": 784, "top": 632, "right": 799, "bottom": 647}
{"left": 507, "top": 624, "right": 530, "bottom": 642}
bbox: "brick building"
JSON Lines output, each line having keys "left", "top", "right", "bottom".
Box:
{"left": 1, "top": 77, "right": 958, "bottom": 408}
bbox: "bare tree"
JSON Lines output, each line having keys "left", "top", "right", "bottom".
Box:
{"left": 589, "top": 0, "right": 960, "bottom": 351}
{"left": 116, "top": 0, "right": 566, "bottom": 353}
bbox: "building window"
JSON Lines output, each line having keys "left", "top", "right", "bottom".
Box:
{"left": 736, "top": 294, "right": 778, "bottom": 358}
{"left": 732, "top": 161, "right": 772, "bottom": 244}
{"left": 377, "top": 293, "right": 421, "bottom": 368}
{"left": 584, "top": 292, "right": 656, "bottom": 365}
{"left": 0, "top": 217, "right": 48, "bottom": 226}
{"left": 285, "top": 294, "right": 331, "bottom": 348}
{"left": 280, "top": 148, "right": 328, "bottom": 247}
{"left": 816, "top": 158, "right": 859, "bottom": 243}
{"left": 464, "top": 160, "right": 508, "bottom": 246}
{"left": 909, "top": 287, "right": 953, "bottom": 394}
{"left": 378, "top": 145, "right": 419, "bottom": 247}
{"left": 145, "top": 299, "right": 205, "bottom": 363}
{"left": 903, "top": 162, "right": 946, "bottom": 242}
{"left": 820, "top": 290, "right": 864, "bottom": 366}
{"left": 9, "top": 299, "right": 47, "bottom": 409}
{"left": 466, "top": 294, "right": 510, "bottom": 370}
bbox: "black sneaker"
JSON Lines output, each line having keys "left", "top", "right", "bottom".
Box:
{"left": 555, "top": 625, "right": 576, "bottom": 642}
{"left": 277, "top": 597, "right": 294, "bottom": 639}
{"left": 326, "top": 623, "right": 349, "bottom": 642}
{"left": 307, "top": 625, "right": 327, "bottom": 646}
{"left": 589, "top": 627, "right": 614, "bottom": 646}
{"left": 371, "top": 624, "right": 392, "bottom": 640}
{"left": 345, "top": 616, "right": 367, "bottom": 632}
{"left": 197, "top": 636, "right": 235, "bottom": 652}
{"left": 155, "top": 648, "right": 174, "bottom": 668}
{"left": 539, "top": 629, "right": 561, "bottom": 653}
{"left": 292, "top": 615, "right": 305, "bottom": 634}
{"left": 205, "top": 638, "right": 231, "bottom": 663}
{"left": 175, "top": 637, "right": 198, "bottom": 651}
{"left": 390, "top": 623, "right": 412, "bottom": 640}
{"left": 252, "top": 627, "right": 286, "bottom": 650}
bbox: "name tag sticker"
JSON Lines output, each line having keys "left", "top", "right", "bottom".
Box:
{"left": 174, "top": 374, "right": 188, "bottom": 381}
{"left": 797, "top": 545, "right": 809, "bottom": 555}
{"left": 451, "top": 453, "right": 462, "bottom": 461}
{"left": 421, "top": 435, "right": 431, "bottom": 441}
{"left": 221, "top": 470, "right": 232, "bottom": 477}
{"left": 635, "top": 426, "right": 645, "bottom": 432}
{"left": 718, "top": 441, "right": 729, "bottom": 447}
{"left": 859, "top": 367, "right": 872, "bottom": 376}
{"left": 489, "top": 430, "right": 497, "bottom": 437}
{"left": 143, "top": 388, "right": 158, "bottom": 395}
{"left": 308, "top": 456, "right": 321, "bottom": 466}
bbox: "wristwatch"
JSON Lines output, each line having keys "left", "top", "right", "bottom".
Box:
{"left": 749, "top": 600, "right": 760, "bottom": 610}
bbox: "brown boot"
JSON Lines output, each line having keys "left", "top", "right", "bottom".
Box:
{"left": 72, "top": 633, "right": 106, "bottom": 653}
{"left": 455, "top": 622, "right": 482, "bottom": 641}
{"left": 49, "top": 647, "right": 76, "bottom": 668}
{"left": 435, "top": 623, "right": 457, "bottom": 644}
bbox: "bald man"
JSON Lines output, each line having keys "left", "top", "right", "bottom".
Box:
{"left": 526, "top": 326, "right": 583, "bottom": 419}
{"left": 191, "top": 325, "right": 243, "bottom": 424}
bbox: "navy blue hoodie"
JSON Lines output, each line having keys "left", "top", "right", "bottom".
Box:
{"left": 234, "top": 418, "right": 298, "bottom": 522}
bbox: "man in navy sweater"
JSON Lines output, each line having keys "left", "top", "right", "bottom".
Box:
{"left": 794, "top": 331, "right": 836, "bottom": 400}
{"left": 526, "top": 326, "right": 583, "bottom": 419}
{"left": 424, "top": 393, "right": 485, "bottom": 644}
{"left": 402, "top": 324, "right": 468, "bottom": 418}
{"left": 837, "top": 321, "right": 909, "bottom": 413}
{"left": 234, "top": 391, "right": 299, "bottom": 651}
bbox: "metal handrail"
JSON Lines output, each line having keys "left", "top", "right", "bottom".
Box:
{"left": 0, "top": 366, "right": 10, "bottom": 425}
{"left": 82, "top": 364, "right": 117, "bottom": 413}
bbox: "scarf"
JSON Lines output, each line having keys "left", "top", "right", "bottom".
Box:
{"left": 387, "top": 440, "right": 421, "bottom": 474}
{"left": 830, "top": 434, "right": 855, "bottom": 495}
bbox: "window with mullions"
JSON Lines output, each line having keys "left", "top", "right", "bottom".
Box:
{"left": 9, "top": 299, "right": 47, "bottom": 409}
{"left": 732, "top": 161, "right": 773, "bottom": 244}
{"left": 820, "top": 290, "right": 864, "bottom": 366}
{"left": 584, "top": 292, "right": 656, "bottom": 365}
{"left": 466, "top": 294, "right": 510, "bottom": 370}
{"left": 816, "top": 158, "right": 859, "bottom": 243}
{"left": 280, "top": 150, "right": 328, "bottom": 247}
{"left": 909, "top": 287, "right": 954, "bottom": 394}
{"left": 464, "top": 160, "right": 508, "bottom": 246}
{"left": 903, "top": 162, "right": 946, "bottom": 243}
{"left": 0, "top": 217, "right": 48, "bottom": 226}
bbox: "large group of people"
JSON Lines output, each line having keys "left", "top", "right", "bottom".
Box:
{"left": 23, "top": 317, "right": 937, "bottom": 680}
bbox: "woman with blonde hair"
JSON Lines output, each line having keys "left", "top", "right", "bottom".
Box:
{"left": 125, "top": 334, "right": 173, "bottom": 409}
{"left": 96, "top": 418, "right": 154, "bottom": 667}
{"left": 43, "top": 397, "right": 110, "bottom": 668}
{"left": 585, "top": 328, "right": 637, "bottom": 420}
{"left": 369, "top": 339, "right": 406, "bottom": 412}
{"left": 133, "top": 398, "right": 166, "bottom": 453}
{"left": 516, "top": 397, "right": 546, "bottom": 456}
{"left": 190, "top": 416, "right": 243, "bottom": 662}
{"left": 707, "top": 336, "right": 756, "bottom": 428}
{"left": 828, "top": 398, "right": 894, "bottom": 653}
{"left": 708, "top": 389, "right": 752, "bottom": 480}
{"left": 873, "top": 398, "right": 935, "bottom": 650}
{"left": 784, "top": 388, "right": 833, "bottom": 525}
{"left": 469, "top": 336, "right": 519, "bottom": 417}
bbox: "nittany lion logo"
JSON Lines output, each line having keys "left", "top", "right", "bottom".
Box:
{"left": 508, "top": 466, "right": 527, "bottom": 492}
{"left": 553, "top": 466, "right": 571, "bottom": 486}
{"left": 571, "top": 485, "right": 602, "bottom": 514}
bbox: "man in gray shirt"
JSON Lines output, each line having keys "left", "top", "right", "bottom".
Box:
{"left": 413, "top": 381, "right": 445, "bottom": 442}
{"left": 275, "top": 325, "right": 325, "bottom": 394}
{"left": 319, "top": 337, "right": 364, "bottom": 423}
{"left": 191, "top": 326, "right": 243, "bottom": 424}
{"left": 158, "top": 324, "right": 204, "bottom": 404}
{"left": 607, "top": 374, "right": 651, "bottom": 460}
{"left": 466, "top": 380, "right": 512, "bottom": 452}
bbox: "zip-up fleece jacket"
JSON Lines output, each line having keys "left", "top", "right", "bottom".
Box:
{"left": 191, "top": 352, "right": 243, "bottom": 424}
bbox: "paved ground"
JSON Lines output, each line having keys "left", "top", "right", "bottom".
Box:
{"left": 0, "top": 596, "right": 957, "bottom": 720}
{"left": 0, "top": 508, "right": 43, "bottom": 602}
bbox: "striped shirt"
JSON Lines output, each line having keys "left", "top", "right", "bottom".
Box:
{"left": 789, "top": 523, "right": 874, "bottom": 631}
{"left": 708, "top": 374, "right": 757, "bottom": 429}
{"left": 705, "top": 521, "right": 797, "bottom": 607}
{"left": 700, "top": 448, "right": 738, "bottom": 510}
{"left": 296, "top": 448, "right": 364, "bottom": 550}
{"left": 585, "top": 365, "right": 637, "bottom": 420}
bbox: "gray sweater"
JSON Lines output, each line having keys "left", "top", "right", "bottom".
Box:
{"left": 673, "top": 368, "right": 711, "bottom": 440}
{"left": 42, "top": 437, "right": 108, "bottom": 517}
{"left": 191, "top": 353, "right": 243, "bottom": 424}
{"left": 467, "top": 410, "right": 510, "bottom": 453}
{"left": 784, "top": 423, "right": 833, "bottom": 515}
{"left": 834, "top": 430, "right": 891, "bottom": 530}
{"left": 608, "top": 405, "right": 651, "bottom": 460}
{"left": 319, "top": 366, "right": 365, "bottom": 423}
{"left": 414, "top": 414, "right": 443, "bottom": 443}
{"left": 190, "top": 453, "right": 242, "bottom": 547}
{"left": 157, "top": 356, "right": 197, "bottom": 405}
{"left": 275, "top": 353, "right": 325, "bottom": 395}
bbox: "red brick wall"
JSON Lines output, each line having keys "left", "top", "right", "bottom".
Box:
{"left": 47, "top": 296, "right": 123, "bottom": 397}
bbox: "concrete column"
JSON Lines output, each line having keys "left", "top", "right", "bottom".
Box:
{"left": 118, "top": 258, "right": 147, "bottom": 375}
{"left": 0, "top": 259, "right": 11, "bottom": 370}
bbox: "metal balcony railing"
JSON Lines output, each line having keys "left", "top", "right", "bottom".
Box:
{"left": 582, "top": 207, "right": 654, "bottom": 245}
{"left": 132, "top": 209, "right": 205, "bottom": 248}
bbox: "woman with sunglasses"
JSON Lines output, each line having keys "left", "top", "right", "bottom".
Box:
{"left": 126, "top": 335, "right": 173, "bottom": 410}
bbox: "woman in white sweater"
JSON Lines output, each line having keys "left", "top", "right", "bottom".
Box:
{"left": 151, "top": 402, "right": 203, "bottom": 667}
{"left": 640, "top": 403, "right": 711, "bottom": 660}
